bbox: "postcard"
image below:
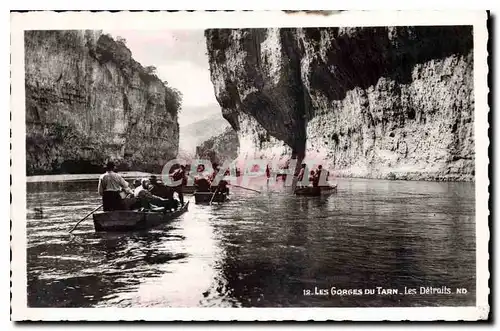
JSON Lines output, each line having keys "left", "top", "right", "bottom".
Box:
{"left": 10, "top": 10, "right": 489, "bottom": 321}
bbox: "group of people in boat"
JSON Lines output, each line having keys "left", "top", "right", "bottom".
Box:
{"left": 191, "top": 163, "right": 230, "bottom": 195}
{"left": 97, "top": 161, "right": 231, "bottom": 212}
{"left": 98, "top": 160, "right": 334, "bottom": 211}
{"left": 297, "top": 163, "right": 330, "bottom": 188}
{"left": 97, "top": 161, "right": 187, "bottom": 212}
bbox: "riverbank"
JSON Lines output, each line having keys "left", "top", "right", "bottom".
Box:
{"left": 26, "top": 172, "right": 157, "bottom": 183}
{"left": 331, "top": 168, "right": 474, "bottom": 182}
{"left": 26, "top": 170, "right": 473, "bottom": 185}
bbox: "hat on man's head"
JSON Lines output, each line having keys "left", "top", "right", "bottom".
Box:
{"left": 105, "top": 161, "right": 115, "bottom": 171}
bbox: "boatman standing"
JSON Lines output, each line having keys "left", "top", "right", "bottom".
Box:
{"left": 97, "top": 161, "right": 133, "bottom": 211}
{"left": 314, "top": 165, "right": 331, "bottom": 187}
{"left": 170, "top": 164, "right": 186, "bottom": 206}
{"left": 297, "top": 163, "right": 307, "bottom": 188}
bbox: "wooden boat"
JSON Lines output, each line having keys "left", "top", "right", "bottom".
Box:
{"left": 182, "top": 185, "right": 196, "bottom": 194}
{"left": 194, "top": 191, "right": 228, "bottom": 204}
{"left": 93, "top": 201, "right": 190, "bottom": 232}
{"left": 294, "top": 185, "right": 338, "bottom": 196}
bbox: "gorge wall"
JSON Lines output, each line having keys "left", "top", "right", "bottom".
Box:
{"left": 205, "top": 26, "right": 474, "bottom": 181}
{"left": 25, "top": 30, "right": 181, "bottom": 175}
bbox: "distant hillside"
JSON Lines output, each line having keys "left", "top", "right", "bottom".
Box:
{"left": 196, "top": 127, "right": 239, "bottom": 165}
{"left": 179, "top": 114, "right": 230, "bottom": 154}
{"left": 178, "top": 105, "right": 223, "bottom": 127}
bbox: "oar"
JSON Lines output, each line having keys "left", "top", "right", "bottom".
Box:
{"left": 228, "top": 184, "right": 261, "bottom": 194}
{"left": 68, "top": 204, "right": 103, "bottom": 233}
{"left": 209, "top": 187, "right": 219, "bottom": 205}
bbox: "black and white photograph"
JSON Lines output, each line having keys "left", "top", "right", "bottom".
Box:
{"left": 10, "top": 10, "right": 489, "bottom": 321}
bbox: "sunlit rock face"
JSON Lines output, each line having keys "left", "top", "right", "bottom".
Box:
{"left": 205, "top": 26, "right": 474, "bottom": 181}
{"left": 25, "top": 30, "right": 180, "bottom": 175}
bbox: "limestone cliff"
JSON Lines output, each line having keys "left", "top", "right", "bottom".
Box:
{"left": 205, "top": 26, "right": 474, "bottom": 181}
{"left": 25, "top": 30, "right": 181, "bottom": 175}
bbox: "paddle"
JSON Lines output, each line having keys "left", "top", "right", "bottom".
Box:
{"left": 68, "top": 204, "right": 103, "bottom": 233}
{"left": 209, "top": 187, "right": 219, "bottom": 205}
{"left": 228, "top": 184, "right": 261, "bottom": 194}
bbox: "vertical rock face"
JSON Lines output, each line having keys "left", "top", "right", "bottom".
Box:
{"left": 25, "top": 30, "right": 181, "bottom": 175}
{"left": 205, "top": 26, "right": 474, "bottom": 181}
{"left": 205, "top": 29, "right": 307, "bottom": 161}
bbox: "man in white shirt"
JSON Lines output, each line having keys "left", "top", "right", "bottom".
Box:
{"left": 97, "top": 161, "right": 133, "bottom": 211}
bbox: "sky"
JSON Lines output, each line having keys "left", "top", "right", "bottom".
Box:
{"left": 105, "top": 29, "right": 222, "bottom": 127}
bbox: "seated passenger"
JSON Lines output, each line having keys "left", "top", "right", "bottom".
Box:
{"left": 149, "top": 175, "right": 170, "bottom": 198}
{"left": 194, "top": 176, "right": 211, "bottom": 192}
{"left": 134, "top": 178, "right": 174, "bottom": 211}
{"left": 217, "top": 179, "right": 229, "bottom": 194}
{"left": 308, "top": 170, "right": 314, "bottom": 182}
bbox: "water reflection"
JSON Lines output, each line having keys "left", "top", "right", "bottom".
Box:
{"left": 26, "top": 177, "right": 475, "bottom": 307}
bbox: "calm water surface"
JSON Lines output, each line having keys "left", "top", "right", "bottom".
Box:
{"left": 26, "top": 178, "right": 475, "bottom": 307}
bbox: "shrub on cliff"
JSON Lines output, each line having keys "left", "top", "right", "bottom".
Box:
{"left": 96, "top": 33, "right": 132, "bottom": 67}
{"left": 144, "top": 65, "right": 157, "bottom": 75}
{"left": 165, "top": 87, "right": 183, "bottom": 117}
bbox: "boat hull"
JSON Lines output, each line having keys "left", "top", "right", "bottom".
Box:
{"left": 92, "top": 201, "right": 189, "bottom": 232}
{"left": 294, "top": 185, "right": 338, "bottom": 196}
{"left": 182, "top": 186, "right": 196, "bottom": 194}
{"left": 194, "top": 192, "right": 228, "bottom": 204}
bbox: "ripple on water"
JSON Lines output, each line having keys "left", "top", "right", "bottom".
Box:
{"left": 26, "top": 178, "right": 475, "bottom": 307}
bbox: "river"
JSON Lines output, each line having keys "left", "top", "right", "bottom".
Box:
{"left": 26, "top": 177, "right": 475, "bottom": 307}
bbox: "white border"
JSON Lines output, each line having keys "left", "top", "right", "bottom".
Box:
{"left": 10, "top": 10, "right": 489, "bottom": 321}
